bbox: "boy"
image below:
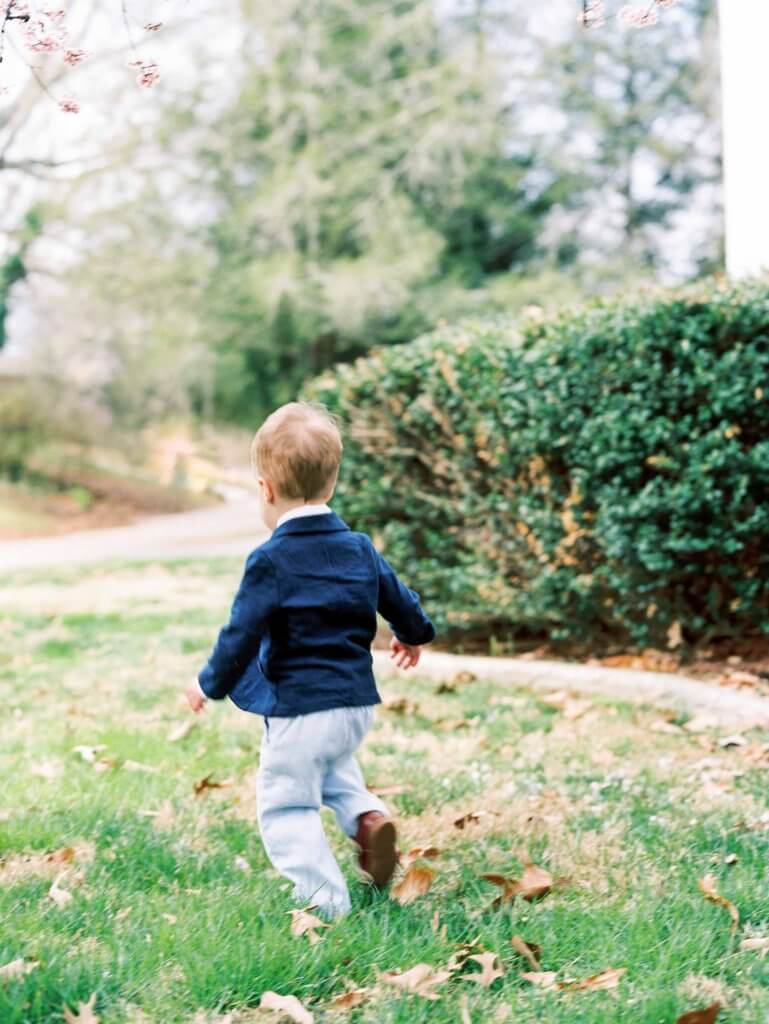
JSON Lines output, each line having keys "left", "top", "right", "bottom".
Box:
{"left": 184, "top": 401, "right": 435, "bottom": 918}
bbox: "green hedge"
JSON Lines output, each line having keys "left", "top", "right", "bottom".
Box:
{"left": 308, "top": 278, "right": 769, "bottom": 649}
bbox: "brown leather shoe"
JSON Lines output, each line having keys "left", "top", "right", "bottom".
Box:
{"left": 355, "top": 811, "right": 397, "bottom": 887}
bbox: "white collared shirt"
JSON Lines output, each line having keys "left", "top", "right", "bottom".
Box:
{"left": 276, "top": 503, "right": 332, "bottom": 528}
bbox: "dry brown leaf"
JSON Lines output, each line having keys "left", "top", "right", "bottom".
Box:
{"left": 378, "top": 963, "right": 451, "bottom": 1000}
{"left": 93, "top": 758, "right": 117, "bottom": 773}
{"left": 401, "top": 846, "right": 441, "bottom": 867}
{"left": 482, "top": 862, "right": 554, "bottom": 906}
{"left": 699, "top": 875, "right": 739, "bottom": 934}
{"left": 392, "top": 865, "right": 434, "bottom": 905}
{"left": 459, "top": 994, "right": 472, "bottom": 1024}
{"left": 0, "top": 957, "right": 39, "bottom": 981}
{"left": 460, "top": 952, "right": 504, "bottom": 987}
{"left": 453, "top": 811, "right": 494, "bottom": 830}
{"left": 63, "top": 994, "right": 99, "bottom": 1024}
{"left": 445, "top": 938, "right": 484, "bottom": 974}
{"left": 676, "top": 1003, "right": 721, "bottom": 1024}
{"left": 123, "top": 760, "right": 157, "bottom": 774}
{"left": 289, "top": 909, "right": 330, "bottom": 946}
{"left": 453, "top": 671, "right": 477, "bottom": 684}
{"left": 49, "top": 871, "right": 73, "bottom": 908}
{"left": 521, "top": 971, "right": 558, "bottom": 989}
{"left": 368, "top": 784, "right": 410, "bottom": 797}
{"left": 168, "top": 720, "right": 196, "bottom": 742}
{"left": 193, "top": 774, "right": 226, "bottom": 797}
{"left": 434, "top": 718, "right": 472, "bottom": 731}
{"left": 651, "top": 720, "right": 684, "bottom": 735}
{"left": 740, "top": 936, "right": 769, "bottom": 954}
{"left": 384, "top": 698, "right": 419, "bottom": 715}
{"left": 259, "top": 991, "right": 314, "bottom": 1023}
{"left": 719, "top": 734, "right": 747, "bottom": 749}
{"left": 510, "top": 935, "right": 542, "bottom": 970}
{"left": 667, "top": 620, "right": 683, "bottom": 649}
{"left": 560, "top": 967, "right": 626, "bottom": 991}
{"left": 328, "top": 988, "right": 368, "bottom": 1012}
{"left": 435, "top": 681, "right": 457, "bottom": 694}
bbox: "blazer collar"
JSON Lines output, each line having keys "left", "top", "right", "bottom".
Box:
{"left": 271, "top": 510, "right": 350, "bottom": 537}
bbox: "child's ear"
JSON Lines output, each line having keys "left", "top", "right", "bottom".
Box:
{"left": 258, "top": 477, "right": 276, "bottom": 504}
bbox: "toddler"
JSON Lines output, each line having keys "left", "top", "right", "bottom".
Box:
{"left": 184, "top": 401, "right": 435, "bottom": 917}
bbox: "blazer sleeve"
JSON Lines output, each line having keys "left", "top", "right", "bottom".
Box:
{"left": 373, "top": 546, "right": 436, "bottom": 646}
{"left": 198, "top": 549, "right": 278, "bottom": 700}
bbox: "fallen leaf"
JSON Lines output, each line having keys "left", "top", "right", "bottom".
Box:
{"left": 289, "top": 908, "right": 330, "bottom": 945}
{"left": 459, "top": 994, "right": 472, "bottom": 1024}
{"left": 481, "top": 862, "right": 554, "bottom": 906}
{"left": 699, "top": 875, "right": 739, "bottom": 934}
{"left": 434, "top": 718, "right": 472, "bottom": 731}
{"left": 684, "top": 715, "right": 719, "bottom": 733}
{"left": 510, "top": 935, "right": 542, "bottom": 970}
{"left": 676, "top": 1003, "right": 721, "bottom": 1024}
{"left": 719, "top": 734, "right": 747, "bottom": 749}
{"left": 452, "top": 671, "right": 477, "bottom": 684}
{"left": 31, "top": 759, "right": 61, "bottom": 780}
{"left": 328, "top": 988, "right": 368, "bottom": 1011}
{"left": 384, "top": 698, "right": 419, "bottom": 715}
{"left": 368, "top": 784, "right": 410, "bottom": 797}
{"left": 259, "top": 991, "right": 314, "bottom": 1023}
{"left": 116, "top": 907, "right": 132, "bottom": 920}
{"left": 234, "top": 855, "right": 252, "bottom": 873}
{"left": 453, "top": 811, "right": 494, "bottom": 830}
{"left": 193, "top": 774, "right": 226, "bottom": 796}
{"left": 392, "top": 865, "right": 434, "bottom": 905}
{"left": 445, "top": 938, "right": 484, "bottom": 974}
{"left": 0, "top": 957, "right": 39, "bottom": 981}
{"left": 724, "top": 853, "right": 738, "bottom": 865}
{"left": 49, "top": 871, "right": 73, "bottom": 907}
{"left": 740, "top": 936, "right": 769, "bottom": 954}
{"left": 72, "top": 745, "right": 107, "bottom": 763}
{"left": 560, "top": 967, "right": 626, "bottom": 991}
{"left": 92, "top": 758, "right": 117, "bottom": 773}
{"left": 540, "top": 691, "right": 593, "bottom": 721}
{"left": 377, "top": 964, "right": 451, "bottom": 1000}
{"left": 123, "top": 760, "right": 157, "bottom": 774}
{"left": 401, "top": 846, "right": 441, "bottom": 867}
{"left": 521, "top": 971, "right": 558, "bottom": 989}
{"left": 651, "top": 720, "right": 684, "bottom": 735}
{"left": 168, "top": 720, "right": 196, "bottom": 742}
{"left": 460, "top": 952, "right": 504, "bottom": 987}
{"left": 667, "top": 620, "right": 683, "bottom": 649}
{"left": 63, "top": 993, "right": 99, "bottom": 1024}
{"left": 161, "top": 913, "right": 177, "bottom": 924}
{"left": 435, "top": 680, "right": 457, "bottom": 694}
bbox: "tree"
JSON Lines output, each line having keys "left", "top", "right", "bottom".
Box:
{"left": 186, "top": 0, "right": 558, "bottom": 421}
{"left": 540, "top": 0, "right": 722, "bottom": 276}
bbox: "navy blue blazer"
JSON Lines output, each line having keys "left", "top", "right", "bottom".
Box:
{"left": 198, "top": 511, "right": 435, "bottom": 717}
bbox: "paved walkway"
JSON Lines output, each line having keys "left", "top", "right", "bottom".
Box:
{"left": 373, "top": 649, "right": 769, "bottom": 729}
{"left": 0, "top": 499, "right": 267, "bottom": 570}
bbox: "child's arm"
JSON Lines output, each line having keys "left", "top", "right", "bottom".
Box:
{"left": 372, "top": 547, "right": 435, "bottom": 665}
{"left": 194, "top": 549, "right": 278, "bottom": 702}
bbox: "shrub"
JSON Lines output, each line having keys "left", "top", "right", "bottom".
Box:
{"left": 308, "top": 278, "right": 769, "bottom": 649}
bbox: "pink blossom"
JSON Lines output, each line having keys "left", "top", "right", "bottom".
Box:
{"left": 129, "top": 58, "right": 160, "bottom": 88}
{"left": 617, "top": 4, "right": 659, "bottom": 27}
{"left": 63, "top": 48, "right": 87, "bottom": 66}
{"left": 59, "top": 96, "right": 80, "bottom": 113}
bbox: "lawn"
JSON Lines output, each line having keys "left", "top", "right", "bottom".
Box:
{"left": 1, "top": 560, "right": 769, "bottom": 1023}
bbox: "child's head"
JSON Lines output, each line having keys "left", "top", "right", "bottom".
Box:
{"left": 251, "top": 402, "right": 342, "bottom": 528}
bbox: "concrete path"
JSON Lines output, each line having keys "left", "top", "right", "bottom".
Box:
{"left": 0, "top": 499, "right": 268, "bottom": 571}
{"left": 373, "top": 649, "right": 769, "bottom": 729}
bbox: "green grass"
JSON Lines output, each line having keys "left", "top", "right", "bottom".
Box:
{"left": 2, "top": 561, "right": 769, "bottom": 1022}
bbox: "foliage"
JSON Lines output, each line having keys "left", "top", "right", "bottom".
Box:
{"left": 309, "top": 277, "right": 769, "bottom": 648}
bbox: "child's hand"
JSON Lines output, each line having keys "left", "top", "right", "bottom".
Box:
{"left": 389, "top": 637, "right": 422, "bottom": 670}
{"left": 185, "top": 679, "right": 207, "bottom": 713}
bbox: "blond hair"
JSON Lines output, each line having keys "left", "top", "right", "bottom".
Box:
{"left": 251, "top": 402, "right": 343, "bottom": 501}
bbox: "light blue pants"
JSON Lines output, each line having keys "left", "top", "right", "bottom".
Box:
{"left": 256, "top": 705, "right": 388, "bottom": 918}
